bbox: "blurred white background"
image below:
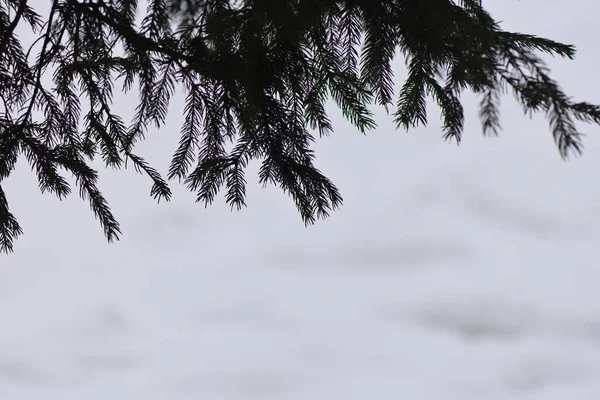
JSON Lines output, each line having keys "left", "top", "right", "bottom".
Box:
{"left": 3, "top": 0, "right": 600, "bottom": 398}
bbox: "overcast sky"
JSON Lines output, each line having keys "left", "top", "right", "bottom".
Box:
{"left": 3, "top": 1, "right": 600, "bottom": 398}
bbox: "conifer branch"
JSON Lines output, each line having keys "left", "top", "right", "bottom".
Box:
{"left": 1, "top": 0, "right": 599, "bottom": 252}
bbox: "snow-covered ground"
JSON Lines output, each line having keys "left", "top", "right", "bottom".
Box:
{"left": 3, "top": 1, "right": 600, "bottom": 399}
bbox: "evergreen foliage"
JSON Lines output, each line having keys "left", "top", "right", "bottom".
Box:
{"left": 1, "top": 0, "right": 599, "bottom": 252}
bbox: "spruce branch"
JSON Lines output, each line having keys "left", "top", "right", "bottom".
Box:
{"left": 2, "top": 0, "right": 600, "bottom": 252}
{"left": 0, "top": 184, "right": 22, "bottom": 253}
